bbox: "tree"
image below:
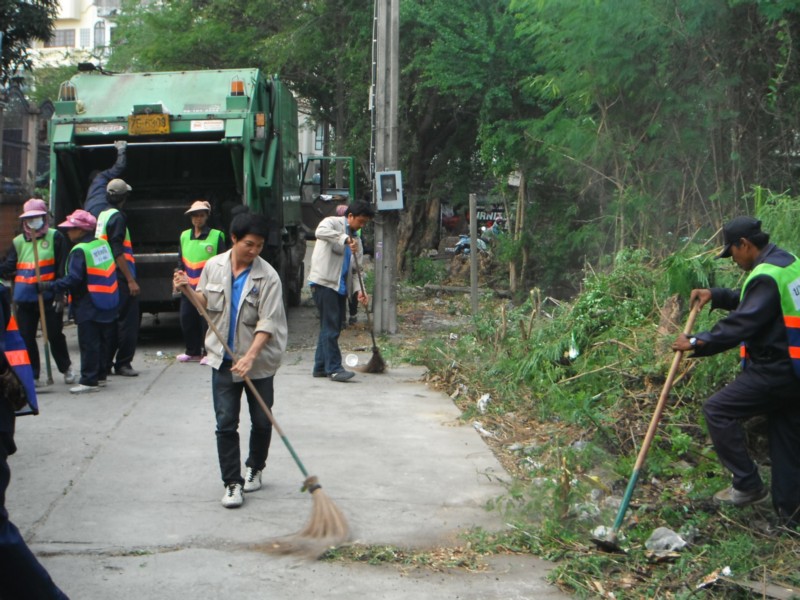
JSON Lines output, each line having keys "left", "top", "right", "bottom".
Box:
{"left": 0, "top": 0, "right": 58, "bottom": 85}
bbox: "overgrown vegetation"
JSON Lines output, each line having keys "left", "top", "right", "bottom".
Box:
{"left": 378, "top": 195, "right": 800, "bottom": 597}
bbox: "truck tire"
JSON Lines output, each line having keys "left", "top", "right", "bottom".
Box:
{"left": 287, "top": 261, "right": 304, "bottom": 307}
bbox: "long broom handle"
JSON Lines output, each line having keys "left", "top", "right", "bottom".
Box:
{"left": 178, "top": 283, "right": 311, "bottom": 480}
{"left": 351, "top": 250, "right": 378, "bottom": 348}
{"left": 31, "top": 237, "right": 54, "bottom": 384}
{"left": 610, "top": 302, "right": 700, "bottom": 534}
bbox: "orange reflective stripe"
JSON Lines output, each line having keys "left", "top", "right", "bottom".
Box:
{"left": 86, "top": 264, "right": 116, "bottom": 277}
{"left": 7, "top": 316, "right": 19, "bottom": 331}
{"left": 17, "top": 259, "right": 55, "bottom": 269}
{"left": 14, "top": 273, "right": 56, "bottom": 284}
{"left": 182, "top": 257, "right": 208, "bottom": 270}
{"left": 784, "top": 315, "right": 800, "bottom": 328}
{"left": 789, "top": 347, "right": 800, "bottom": 359}
{"left": 740, "top": 345, "right": 748, "bottom": 358}
{"left": 87, "top": 281, "right": 119, "bottom": 294}
{"left": 5, "top": 349, "right": 30, "bottom": 367}
{"left": 125, "top": 253, "right": 135, "bottom": 264}
{"left": 187, "top": 275, "right": 201, "bottom": 286}
{"left": 123, "top": 239, "right": 133, "bottom": 249}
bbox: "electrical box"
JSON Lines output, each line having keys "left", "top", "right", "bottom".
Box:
{"left": 375, "top": 171, "right": 404, "bottom": 211}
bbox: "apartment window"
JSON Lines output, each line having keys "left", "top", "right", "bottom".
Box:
{"left": 80, "top": 28, "right": 90, "bottom": 48}
{"left": 45, "top": 29, "right": 76, "bottom": 48}
{"left": 94, "top": 21, "right": 106, "bottom": 47}
{"left": 315, "top": 123, "right": 324, "bottom": 151}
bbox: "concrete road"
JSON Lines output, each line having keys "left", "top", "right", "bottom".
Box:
{"left": 6, "top": 305, "right": 570, "bottom": 599}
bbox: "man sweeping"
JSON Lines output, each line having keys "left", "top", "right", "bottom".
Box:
{"left": 308, "top": 201, "right": 374, "bottom": 381}
{"left": 672, "top": 216, "right": 800, "bottom": 530}
{"left": 173, "top": 211, "right": 287, "bottom": 508}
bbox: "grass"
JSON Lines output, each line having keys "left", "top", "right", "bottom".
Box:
{"left": 353, "top": 245, "right": 800, "bottom": 598}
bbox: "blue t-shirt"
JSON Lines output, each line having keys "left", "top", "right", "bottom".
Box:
{"left": 227, "top": 266, "right": 252, "bottom": 358}
{"left": 338, "top": 224, "right": 351, "bottom": 296}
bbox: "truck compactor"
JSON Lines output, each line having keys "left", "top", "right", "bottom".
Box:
{"left": 49, "top": 68, "right": 306, "bottom": 313}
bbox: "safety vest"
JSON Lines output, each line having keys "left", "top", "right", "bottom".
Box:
{"left": 740, "top": 256, "right": 800, "bottom": 377}
{"left": 12, "top": 229, "right": 56, "bottom": 302}
{"left": 2, "top": 314, "right": 38, "bottom": 415}
{"left": 71, "top": 238, "right": 120, "bottom": 311}
{"left": 96, "top": 208, "right": 136, "bottom": 278}
{"left": 180, "top": 229, "right": 224, "bottom": 288}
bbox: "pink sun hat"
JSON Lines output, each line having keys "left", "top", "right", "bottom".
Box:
{"left": 19, "top": 198, "right": 49, "bottom": 219}
{"left": 58, "top": 209, "right": 97, "bottom": 232}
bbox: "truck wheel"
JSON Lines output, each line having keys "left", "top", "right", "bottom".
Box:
{"left": 287, "top": 261, "right": 304, "bottom": 307}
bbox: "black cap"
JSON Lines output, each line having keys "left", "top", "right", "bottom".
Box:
{"left": 717, "top": 216, "right": 762, "bottom": 259}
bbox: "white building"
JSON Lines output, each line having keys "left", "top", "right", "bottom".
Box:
{"left": 28, "top": 0, "right": 121, "bottom": 67}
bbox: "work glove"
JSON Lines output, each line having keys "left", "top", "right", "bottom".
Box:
{"left": 37, "top": 281, "right": 53, "bottom": 294}
{"left": 53, "top": 294, "right": 65, "bottom": 315}
{"left": 0, "top": 366, "right": 28, "bottom": 411}
{"left": 114, "top": 140, "right": 127, "bottom": 151}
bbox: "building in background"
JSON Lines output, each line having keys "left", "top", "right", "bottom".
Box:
{"left": 28, "top": 0, "right": 120, "bottom": 67}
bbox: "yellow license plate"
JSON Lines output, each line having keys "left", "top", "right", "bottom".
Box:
{"left": 128, "top": 113, "right": 170, "bottom": 136}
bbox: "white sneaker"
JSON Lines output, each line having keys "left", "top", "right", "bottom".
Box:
{"left": 221, "top": 483, "right": 244, "bottom": 508}
{"left": 243, "top": 468, "right": 262, "bottom": 492}
{"left": 64, "top": 367, "right": 77, "bottom": 384}
{"left": 70, "top": 384, "right": 100, "bottom": 394}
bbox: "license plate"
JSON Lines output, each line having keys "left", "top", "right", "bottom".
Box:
{"left": 128, "top": 113, "right": 170, "bottom": 136}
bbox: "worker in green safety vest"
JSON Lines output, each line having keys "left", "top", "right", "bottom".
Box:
{"left": 672, "top": 216, "right": 800, "bottom": 531}
{"left": 175, "top": 200, "right": 226, "bottom": 363}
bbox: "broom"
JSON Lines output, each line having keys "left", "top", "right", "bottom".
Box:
{"left": 351, "top": 251, "right": 386, "bottom": 373}
{"left": 178, "top": 281, "right": 349, "bottom": 557}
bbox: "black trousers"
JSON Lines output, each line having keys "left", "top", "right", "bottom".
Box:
{"left": 703, "top": 362, "right": 800, "bottom": 526}
{"left": 179, "top": 295, "right": 206, "bottom": 356}
{"left": 14, "top": 301, "right": 71, "bottom": 380}
{"left": 109, "top": 280, "right": 140, "bottom": 371}
{"left": 77, "top": 320, "right": 114, "bottom": 386}
{"left": 1, "top": 432, "right": 69, "bottom": 599}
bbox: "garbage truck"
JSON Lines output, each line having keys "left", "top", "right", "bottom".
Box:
{"left": 48, "top": 67, "right": 306, "bottom": 314}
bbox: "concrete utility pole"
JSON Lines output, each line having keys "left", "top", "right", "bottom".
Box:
{"left": 372, "top": 0, "right": 399, "bottom": 334}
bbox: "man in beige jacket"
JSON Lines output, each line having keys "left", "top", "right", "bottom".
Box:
{"left": 174, "top": 212, "right": 287, "bottom": 508}
{"left": 308, "top": 201, "right": 374, "bottom": 381}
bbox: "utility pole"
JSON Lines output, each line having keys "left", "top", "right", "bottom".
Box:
{"left": 371, "top": 0, "right": 399, "bottom": 334}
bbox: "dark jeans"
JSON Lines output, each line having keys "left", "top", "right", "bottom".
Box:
{"left": 77, "top": 320, "right": 114, "bottom": 386}
{"left": 1, "top": 433, "right": 69, "bottom": 599}
{"left": 211, "top": 361, "right": 274, "bottom": 486}
{"left": 15, "top": 301, "right": 71, "bottom": 380}
{"left": 312, "top": 285, "right": 346, "bottom": 375}
{"left": 179, "top": 295, "right": 206, "bottom": 356}
{"left": 110, "top": 280, "right": 140, "bottom": 371}
{"left": 703, "top": 363, "right": 800, "bottom": 526}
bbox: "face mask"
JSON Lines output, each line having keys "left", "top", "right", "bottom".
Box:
{"left": 26, "top": 218, "right": 45, "bottom": 231}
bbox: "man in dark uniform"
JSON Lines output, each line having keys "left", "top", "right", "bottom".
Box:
{"left": 85, "top": 141, "right": 140, "bottom": 377}
{"left": 0, "top": 283, "right": 69, "bottom": 599}
{"left": 672, "top": 216, "right": 800, "bottom": 529}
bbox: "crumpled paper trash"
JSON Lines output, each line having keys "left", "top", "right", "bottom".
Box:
{"left": 645, "top": 527, "right": 687, "bottom": 552}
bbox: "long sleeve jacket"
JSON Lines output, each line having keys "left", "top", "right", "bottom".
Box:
{"left": 694, "top": 244, "right": 796, "bottom": 373}
{"left": 307, "top": 216, "right": 364, "bottom": 296}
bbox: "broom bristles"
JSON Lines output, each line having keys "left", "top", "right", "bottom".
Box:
{"left": 364, "top": 348, "right": 386, "bottom": 373}
{"left": 258, "top": 476, "right": 350, "bottom": 559}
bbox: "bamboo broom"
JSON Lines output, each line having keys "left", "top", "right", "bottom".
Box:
{"left": 178, "top": 281, "right": 349, "bottom": 557}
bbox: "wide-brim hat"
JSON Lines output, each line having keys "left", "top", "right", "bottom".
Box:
{"left": 20, "top": 198, "right": 48, "bottom": 219}
{"left": 58, "top": 209, "right": 97, "bottom": 232}
{"left": 185, "top": 200, "right": 211, "bottom": 214}
{"left": 717, "top": 216, "right": 762, "bottom": 259}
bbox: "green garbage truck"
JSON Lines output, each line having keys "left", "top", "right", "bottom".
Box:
{"left": 49, "top": 67, "right": 306, "bottom": 313}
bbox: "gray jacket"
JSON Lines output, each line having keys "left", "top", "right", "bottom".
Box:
{"left": 197, "top": 250, "right": 287, "bottom": 379}
{"left": 307, "top": 216, "right": 364, "bottom": 295}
